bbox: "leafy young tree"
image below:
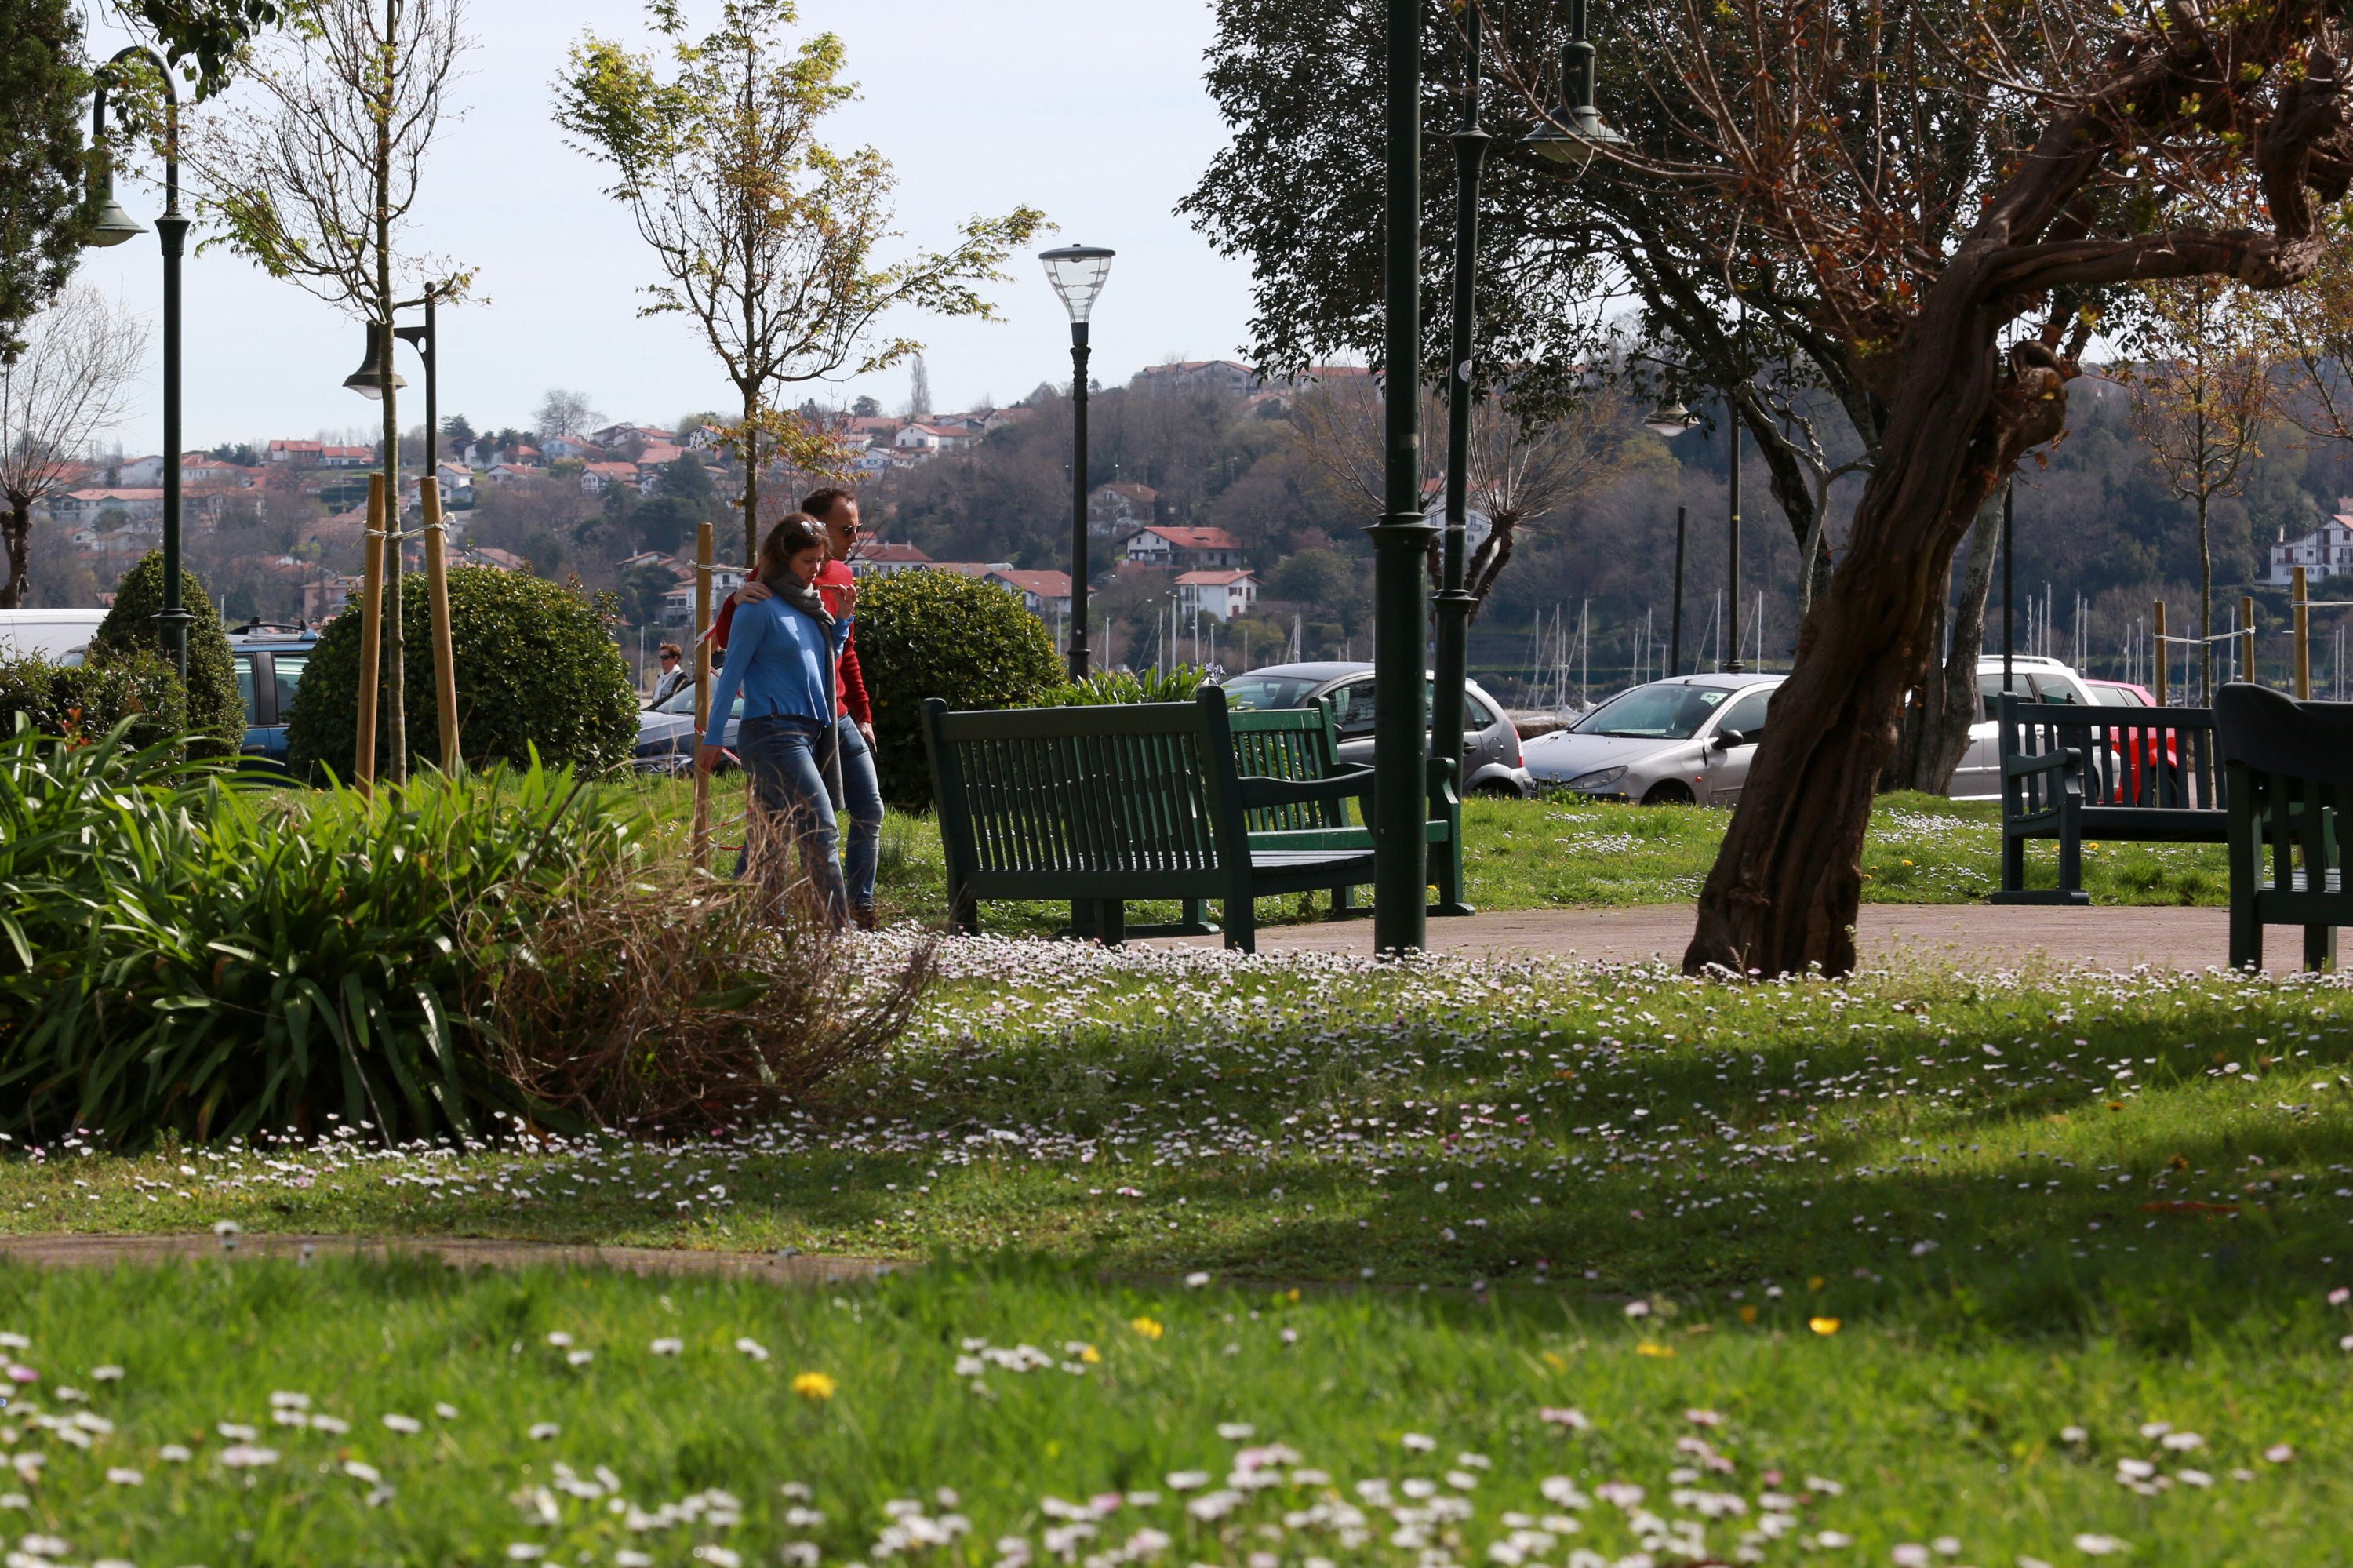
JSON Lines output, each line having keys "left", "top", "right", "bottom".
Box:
{"left": 0, "top": 0, "right": 98, "bottom": 355}
{"left": 191, "top": 0, "right": 472, "bottom": 785}
{"left": 2124, "top": 279, "right": 2276, "bottom": 703}
{"left": 0, "top": 286, "right": 147, "bottom": 606}
{"left": 556, "top": 0, "right": 1044, "bottom": 565}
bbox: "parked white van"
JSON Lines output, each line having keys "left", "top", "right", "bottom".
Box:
{"left": 0, "top": 609, "right": 109, "bottom": 666}
{"left": 1947, "top": 653, "right": 2094, "bottom": 799}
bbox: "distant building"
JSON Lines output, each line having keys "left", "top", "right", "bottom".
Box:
{"left": 458, "top": 545, "right": 529, "bottom": 573}
{"left": 846, "top": 541, "right": 932, "bottom": 577}
{"left": 659, "top": 564, "right": 748, "bottom": 628}
{"left": 580, "top": 460, "right": 640, "bottom": 494}
{"left": 54, "top": 487, "right": 165, "bottom": 524}
{"left": 1088, "top": 482, "right": 1158, "bottom": 536}
{"left": 1124, "top": 525, "right": 1243, "bottom": 571}
{"left": 1176, "top": 568, "right": 1258, "bottom": 623}
{"left": 303, "top": 573, "right": 366, "bottom": 622}
{"left": 1133, "top": 359, "right": 1267, "bottom": 397}
{"left": 117, "top": 454, "right": 165, "bottom": 485}
{"left": 892, "top": 422, "right": 976, "bottom": 457}
{"left": 543, "top": 435, "right": 603, "bottom": 462}
{"left": 2268, "top": 509, "right": 2353, "bottom": 584}
{"left": 988, "top": 568, "right": 1074, "bottom": 620}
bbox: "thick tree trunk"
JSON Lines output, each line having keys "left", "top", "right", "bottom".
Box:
{"left": 0, "top": 501, "right": 29, "bottom": 609}
{"left": 1882, "top": 491, "right": 1999, "bottom": 792}
{"left": 1686, "top": 310, "right": 2064, "bottom": 977}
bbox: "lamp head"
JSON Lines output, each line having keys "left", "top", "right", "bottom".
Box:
{"left": 1522, "top": 1, "right": 1625, "bottom": 174}
{"left": 1040, "top": 244, "right": 1116, "bottom": 325}
{"left": 90, "top": 192, "right": 147, "bottom": 248}
{"left": 1643, "top": 400, "right": 1697, "bottom": 438}
{"left": 342, "top": 322, "right": 407, "bottom": 399}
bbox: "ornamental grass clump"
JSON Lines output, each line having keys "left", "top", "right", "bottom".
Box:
{"left": 0, "top": 722, "right": 926, "bottom": 1148}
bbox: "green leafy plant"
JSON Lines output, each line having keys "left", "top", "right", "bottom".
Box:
{"left": 854, "top": 569, "right": 1064, "bottom": 804}
{"left": 285, "top": 566, "right": 639, "bottom": 782}
{"left": 89, "top": 551, "right": 242, "bottom": 757}
{"left": 0, "top": 650, "right": 187, "bottom": 751}
{"left": 1046, "top": 666, "right": 1209, "bottom": 705}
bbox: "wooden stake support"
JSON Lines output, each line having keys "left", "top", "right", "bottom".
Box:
{"left": 2294, "top": 566, "right": 2311, "bottom": 700}
{"left": 355, "top": 473, "right": 387, "bottom": 793}
{"left": 421, "top": 477, "right": 462, "bottom": 773}
{"left": 692, "top": 517, "right": 713, "bottom": 871}
{"left": 2242, "top": 594, "right": 2257, "bottom": 689}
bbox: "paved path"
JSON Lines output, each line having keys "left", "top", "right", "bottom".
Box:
{"left": 0, "top": 1232, "right": 900, "bottom": 1281}
{"left": 1155, "top": 902, "right": 2264, "bottom": 972}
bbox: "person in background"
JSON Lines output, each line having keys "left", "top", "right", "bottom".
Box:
{"left": 724, "top": 486, "right": 886, "bottom": 930}
{"left": 649, "top": 642, "right": 688, "bottom": 705}
{"left": 697, "top": 515, "right": 852, "bottom": 926}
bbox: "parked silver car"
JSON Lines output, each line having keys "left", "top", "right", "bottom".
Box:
{"left": 1218, "top": 661, "right": 1535, "bottom": 797}
{"left": 1522, "top": 673, "right": 1785, "bottom": 805}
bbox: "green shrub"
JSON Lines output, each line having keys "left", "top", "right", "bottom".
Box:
{"left": 285, "top": 566, "right": 638, "bottom": 781}
{"left": 1047, "top": 665, "right": 1209, "bottom": 705}
{"left": 0, "top": 723, "right": 926, "bottom": 1147}
{"left": 856, "top": 569, "right": 1064, "bottom": 804}
{"left": 0, "top": 652, "right": 188, "bottom": 751}
{"left": 89, "top": 553, "right": 242, "bottom": 758}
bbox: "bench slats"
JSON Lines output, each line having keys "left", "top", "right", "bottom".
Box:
{"left": 1997, "top": 695, "right": 2227, "bottom": 903}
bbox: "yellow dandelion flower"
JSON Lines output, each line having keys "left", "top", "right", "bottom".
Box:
{"left": 1807, "top": 1275, "right": 1826, "bottom": 1292}
{"left": 1541, "top": 1350, "right": 1569, "bottom": 1370}
{"left": 1078, "top": 1344, "right": 1102, "bottom": 1364}
{"left": 1129, "top": 1315, "right": 1165, "bottom": 1341}
{"left": 1809, "top": 1317, "right": 1842, "bottom": 1337}
{"left": 790, "top": 1371, "right": 837, "bottom": 1400}
{"left": 1739, "top": 1305, "right": 1759, "bottom": 1325}
{"left": 1635, "top": 1341, "right": 1676, "bottom": 1359}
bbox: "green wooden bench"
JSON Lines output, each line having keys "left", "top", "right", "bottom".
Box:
{"left": 1992, "top": 693, "right": 2226, "bottom": 904}
{"left": 920, "top": 689, "right": 1458, "bottom": 951}
{"left": 2217, "top": 683, "right": 2352, "bottom": 972}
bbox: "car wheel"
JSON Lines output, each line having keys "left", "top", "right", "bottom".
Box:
{"left": 1471, "top": 779, "right": 1520, "bottom": 799}
{"left": 1640, "top": 780, "right": 1694, "bottom": 806}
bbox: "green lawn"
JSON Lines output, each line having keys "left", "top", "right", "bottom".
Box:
{"left": 619, "top": 777, "right": 2227, "bottom": 930}
{"left": 0, "top": 947, "right": 2349, "bottom": 1561}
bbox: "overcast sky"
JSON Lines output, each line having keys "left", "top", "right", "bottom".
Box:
{"left": 73, "top": 0, "right": 1257, "bottom": 453}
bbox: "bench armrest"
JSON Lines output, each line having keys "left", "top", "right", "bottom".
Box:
{"left": 2003, "top": 748, "right": 2077, "bottom": 779}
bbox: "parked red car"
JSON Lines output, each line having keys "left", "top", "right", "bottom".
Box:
{"left": 2085, "top": 679, "right": 2182, "bottom": 803}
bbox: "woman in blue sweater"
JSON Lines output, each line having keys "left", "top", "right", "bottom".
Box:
{"left": 697, "top": 515, "right": 855, "bottom": 926}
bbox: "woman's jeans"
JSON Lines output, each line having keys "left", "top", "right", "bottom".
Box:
{"left": 836, "top": 716, "right": 885, "bottom": 914}
{"left": 733, "top": 716, "right": 846, "bottom": 925}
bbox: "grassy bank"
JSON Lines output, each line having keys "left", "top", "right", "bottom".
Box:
{"left": 0, "top": 946, "right": 2349, "bottom": 1561}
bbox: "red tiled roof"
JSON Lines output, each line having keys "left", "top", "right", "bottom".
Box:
{"left": 990, "top": 569, "right": 1073, "bottom": 597}
{"left": 1139, "top": 526, "right": 1242, "bottom": 550}
{"left": 1175, "top": 569, "right": 1257, "bottom": 586}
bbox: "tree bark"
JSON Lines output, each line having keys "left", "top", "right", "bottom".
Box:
{"left": 1882, "top": 491, "right": 1999, "bottom": 792}
{"left": 740, "top": 387, "right": 760, "bottom": 568}
{"left": 2197, "top": 490, "right": 2213, "bottom": 704}
{"left": 0, "top": 500, "right": 29, "bottom": 609}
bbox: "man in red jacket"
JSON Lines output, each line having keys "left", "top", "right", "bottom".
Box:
{"left": 715, "top": 486, "right": 885, "bottom": 928}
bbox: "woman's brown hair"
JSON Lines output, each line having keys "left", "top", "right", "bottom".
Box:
{"left": 756, "top": 513, "right": 828, "bottom": 582}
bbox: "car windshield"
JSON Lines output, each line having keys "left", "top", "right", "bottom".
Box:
{"left": 1222, "top": 674, "right": 1324, "bottom": 711}
{"left": 653, "top": 687, "right": 742, "bottom": 717}
{"left": 1569, "top": 682, "right": 1731, "bottom": 739}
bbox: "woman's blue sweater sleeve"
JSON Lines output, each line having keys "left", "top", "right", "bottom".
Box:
{"left": 702, "top": 605, "right": 769, "bottom": 741}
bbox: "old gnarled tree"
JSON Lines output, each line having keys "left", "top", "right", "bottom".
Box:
{"left": 1487, "top": 0, "right": 2353, "bottom": 976}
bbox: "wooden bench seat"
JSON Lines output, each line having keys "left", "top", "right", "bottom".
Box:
{"left": 1993, "top": 695, "right": 2227, "bottom": 904}
{"left": 2217, "top": 683, "right": 2353, "bottom": 971}
{"left": 921, "top": 688, "right": 1460, "bottom": 951}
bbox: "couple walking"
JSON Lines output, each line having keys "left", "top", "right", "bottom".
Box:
{"left": 696, "top": 487, "right": 884, "bottom": 930}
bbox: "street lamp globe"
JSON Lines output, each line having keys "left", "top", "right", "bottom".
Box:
{"left": 1522, "top": 0, "right": 1625, "bottom": 173}
{"left": 1644, "top": 400, "right": 1698, "bottom": 438}
{"left": 342, "top": 322, "right": 408, "bottom": 400}
{"left": 1039, "top": 244, "right": 1115, "bottom": 325}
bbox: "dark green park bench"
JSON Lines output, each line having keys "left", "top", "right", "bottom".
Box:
{"left": 2217, "top": 683, "right": 2351, "bottom": 971}
{"left": 920, "top": 688, "right": 1461, "bottom": 951}
{"left": 1991, "top": 693, "right": 2226, "bottom": 904}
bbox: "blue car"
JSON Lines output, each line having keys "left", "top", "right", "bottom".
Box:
{"left": 227, "top": 626, "right": 321, "bottom": 771}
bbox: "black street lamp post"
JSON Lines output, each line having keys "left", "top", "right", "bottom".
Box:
{"left": 1371, "top": 0, "right": 1441, "bottom": 954}
{"left": 1041, "top": 245, "right": 1115, "bottom": 682}
{"left": 1431, "top": 2, "right": 1491, "bottom": 921}
{"left": 89, "top": 49, "right": 193, "bottom": 682}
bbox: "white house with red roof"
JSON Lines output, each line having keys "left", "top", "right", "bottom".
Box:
{"left": 1176, "top": 569, "right": 1257, "bottom": 623}
{"left": 1123, "top": 525, "right": 1243, "bottom": 570}
{"left": 987, "top": 568, "right": 1074, "bottom": 619}
{"left": 2268, "top": 508, "right": 2353, "bottom": 585}
{"left": 846, "top": 541, "right": 932, "bottom": 578}
{"left": 580, "top": 460, "right": 640, "bottom": 494}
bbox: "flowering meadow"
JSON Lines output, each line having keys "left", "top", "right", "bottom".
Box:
{"left": 0, "top": 940, "right": 2348, "bottom": 1561}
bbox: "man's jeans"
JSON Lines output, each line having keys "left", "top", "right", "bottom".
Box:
{"left": 734, "top": 716, "right": 846, "bottom": 925}
{"left": 836, "top": 716, "right": 885, "bottom": 914}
